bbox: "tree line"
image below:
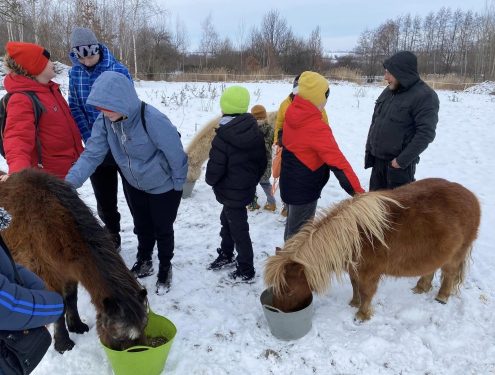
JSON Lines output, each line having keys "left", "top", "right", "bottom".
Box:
{"left": 0, "top": 0, "right": 324, "bottom": 78}
{"left": 1, "top": 0, "right": 494, "bottom": 81}
{"left": 351, "top": 4, "right": 495, "bottom": 80}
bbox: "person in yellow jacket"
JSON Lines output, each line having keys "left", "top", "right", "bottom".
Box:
{"left": 273, "top": 74, "right": 329, "bottom": 217}
{"left": 273, "top": 75, "right": 329, "bottom": 145}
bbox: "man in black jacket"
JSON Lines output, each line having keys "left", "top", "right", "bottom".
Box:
{"left": 365, "top": 51, "right": 439, "bottom": 190}
{"left": 205, "top": 86, "right": 267, "bottom": 282}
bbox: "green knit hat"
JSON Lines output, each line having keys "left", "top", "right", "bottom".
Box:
{"left": 220, "top": 86, "right": 250, "bottom": 115}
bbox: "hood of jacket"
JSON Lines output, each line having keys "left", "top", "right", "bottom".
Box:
{"left": 383, "top": 51, "right": 420, "bottom": 90}
{"left": 86, "top": 71, "right": 140, "bottom": 119}
{"left": 3, "top": 73, "right": 59, "bottom": 94}
{"left": 284, "top": 95, "right": 324, "bottom": 130}
{"left": 216, "top": 114, "right": 261, "bottom": 150}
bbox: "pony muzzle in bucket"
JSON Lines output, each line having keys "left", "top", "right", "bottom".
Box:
{"left": 102, "top": 310, "right": 177, "bottom": 375}
{"left": 260, "top": 288, "right": 314, "bottom": 341}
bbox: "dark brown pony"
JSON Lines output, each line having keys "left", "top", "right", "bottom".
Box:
{"left": 0, "top": 169, "right": 148, "bottom": 352}
{"left": 265, "top": 178, "right": 480, "bottom": 321}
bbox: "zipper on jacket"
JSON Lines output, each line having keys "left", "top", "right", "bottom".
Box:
{"left": 113, "top": 119, "right": 142, "bottom": 189}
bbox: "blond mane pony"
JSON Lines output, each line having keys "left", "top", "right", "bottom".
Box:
{"left": 264, "top": 193, "right": 402, "bottom": 296}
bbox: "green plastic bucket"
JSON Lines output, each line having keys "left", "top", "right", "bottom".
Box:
{"left": 102, "top": 310, "right": 177, "bottom": 375}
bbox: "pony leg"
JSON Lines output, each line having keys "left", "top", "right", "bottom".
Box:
{"left": 355, "top": 275, "right": 380, "bottom": 321}
{"left": 348, "top": 271, "right": 361, "bottom": 308}
{"left": 53, "top": 314, "right": 75, "bottom": 353}
{"left": 412, "top": 273, "right": 435, "bottom": 294}
{"left": 65, "top": 282, "right": 89, "bottom": 334}
{"left": 436, "top": 262, "right": 462, "bottom": 304}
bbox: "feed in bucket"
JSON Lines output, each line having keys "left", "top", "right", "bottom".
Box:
{"left": 102, "top": 310, "right": 176, "bottom": 375}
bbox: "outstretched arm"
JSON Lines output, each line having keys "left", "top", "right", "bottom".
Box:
{"left": 0, "top": 272, "right": 64, "bottom": 330}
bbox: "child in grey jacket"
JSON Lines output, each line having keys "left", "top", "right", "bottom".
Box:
{"left": 66, "top": 71, "right": 188, "bottom": 294}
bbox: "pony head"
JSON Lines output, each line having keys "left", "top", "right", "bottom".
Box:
{"left": 264, "top": 248, "right": 312, "bottom": 313}
{"left": 97, "top": 288, "right": 149, "bottom": 350}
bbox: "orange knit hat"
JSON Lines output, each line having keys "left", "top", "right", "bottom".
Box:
{"left": 251, "top": 104, "right": 267, "bottom": 120}
{"left": 5, "top": 41, "right": 50, "bottom": 76}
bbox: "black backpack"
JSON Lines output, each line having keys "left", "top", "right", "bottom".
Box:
{"left": 0, "top": 92, "right": 45, "bottom": 167}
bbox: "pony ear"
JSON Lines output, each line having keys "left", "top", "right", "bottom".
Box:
{"left": 275, "top": 247, "right": 282, "bottom": 254}
{"left": 103, "top": 297, "right": 120, "bottom": 315}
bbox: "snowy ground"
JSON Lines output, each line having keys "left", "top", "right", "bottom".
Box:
{"left": 1, "top": 77, "right": 494, "bottom": 375}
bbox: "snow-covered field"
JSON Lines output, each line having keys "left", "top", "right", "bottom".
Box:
{"left": 1, "top": 77, "right": 494, "bottom": 375}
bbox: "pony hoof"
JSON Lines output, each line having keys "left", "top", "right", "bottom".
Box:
{"left": 435, "top": 296, "right": 448, "bottom": 304}
{"left": 354, "top": 311, "right": 372, "bottom": 321}
{"left": 348, "top": 299, "right": 360, "bottom": 308}
{"left": 412, "top": 286, "right": 427, "bottom": 294}
{"left": 68, "top": 322, "right": 89, "bottom": 334}
{"left": 54, "top": 338, "right": 75, "bottom": 353}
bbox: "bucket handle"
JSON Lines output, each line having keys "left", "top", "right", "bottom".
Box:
{"left": 263, "top": 304, "right": 283, "bottom": 313}
{"left": 124, "top": 345, "right": 151, "bottom": 353}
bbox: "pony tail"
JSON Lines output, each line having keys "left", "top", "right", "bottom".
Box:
{"left": 264, "top": 254, "right": 291, "bottom": 297}
{"left": 450, "top": 245, "right": 474, "bottom": 294}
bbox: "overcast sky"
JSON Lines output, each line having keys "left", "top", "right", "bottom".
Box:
{"left": 158, "top": 0, "right": 490, "bottom": 53}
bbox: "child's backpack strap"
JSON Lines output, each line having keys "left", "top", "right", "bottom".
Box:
{"left": 140, "top": 101, "right": 181, "bottom": 138}
{"left": 0, "top": 91, "right": 45, "bottom": 167}
{"left": 140, "top": 101, "right": 147, "bottom": 134}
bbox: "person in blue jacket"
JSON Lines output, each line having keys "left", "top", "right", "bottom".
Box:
{"left": 0, "top": 207, "right": 64, "bottom": 331}
{"left": 65, "top": 71, "right": 188, "bottom": 294}
{"left": 68, "top": 27, "right": 133, "bottom": 251}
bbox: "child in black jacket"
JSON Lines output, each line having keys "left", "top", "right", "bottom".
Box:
{"left": 205, "top": 86, "right": 267, "bottom": 282}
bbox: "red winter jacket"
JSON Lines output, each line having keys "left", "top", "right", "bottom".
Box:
{"left": 3, "top": 74, "right": 83, "bottom": 179}
{"left": 280, "top": 96, "right": 364, "bottom": 204}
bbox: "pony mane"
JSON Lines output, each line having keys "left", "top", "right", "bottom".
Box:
{"left": 21, "top": 170, "right": 146, "bottom": 323}
{"left": 265, "top": 192, "right": 402, "bottom": 296}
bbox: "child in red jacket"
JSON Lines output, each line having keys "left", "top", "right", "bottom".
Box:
{"left": 1, "top": 42, "right": 83, "bottom": 182}
{"left": 280, "top": 71, "right": 365, "bottom": 241}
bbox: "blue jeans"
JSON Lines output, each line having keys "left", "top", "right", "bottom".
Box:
{"left": 284, "top": 200, "right": 318, "bottom": 241}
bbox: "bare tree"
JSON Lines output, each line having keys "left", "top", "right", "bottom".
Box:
{"left": 235, "top": 18, "right": 247, "bottom": 72}
{"left": 173, "top": 15, "right": 189, "bottom": 71}
{"left": 307, "top": 26, "right": 323, "bottom": 71}
{"left": 259, "top": 9, "right": 292, "bottom": 72}
{"left": 199, "top": 13, "right": 219, "bottom": 68}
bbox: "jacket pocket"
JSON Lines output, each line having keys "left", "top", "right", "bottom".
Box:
{"left": 386, "top": 163, "right": 415, "bottom": 189}
{"left": 389, "top": 106, "right": 411, "bottom": 124}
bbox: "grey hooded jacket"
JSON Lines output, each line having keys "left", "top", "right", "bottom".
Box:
{"left": 66, "top": 71, "right": 188, "bottom": 194}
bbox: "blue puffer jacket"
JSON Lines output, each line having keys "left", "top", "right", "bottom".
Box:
{"left": 65, "top": 71, "right": 188, "bottom": 194}
{"left": 68, "top": 44, "right": 132, "bottom": 142}
{"left": 0, "top": 242, "right": 64, "bottom": 330}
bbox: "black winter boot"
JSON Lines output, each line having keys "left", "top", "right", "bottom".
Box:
{"left": 156, "top": 265, "right": 172, "bottom": 295}
{"left": 130, "top": 259, "right": 154, "bottom": 278}
{"left": 228, "top": 267, "right": 255, "bottom": 283}
{"left": 207, "top": 248, "right": 235, "bottom": 271}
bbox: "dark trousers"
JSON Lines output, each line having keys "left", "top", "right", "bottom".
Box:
{"left": 369, "top": 157, "right": 416, "bottom": 191}
{"left": 89, "top": 153, "right": 122, "bottom": 234}
{"left": 219, "top": 206, "right": 254, "bottom": 273}
{"left": 284, "top": 200, "right": 318, "bottom": 241}
{"left": 122, "top": 178, "right": 182, "bottom": 268}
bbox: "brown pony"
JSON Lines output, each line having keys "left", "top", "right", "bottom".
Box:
{"left": 264, "top": 178, "right": 480, "bottom": 321}
{"left": 0, "top": 169, "right": 148, "bottom": 352}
